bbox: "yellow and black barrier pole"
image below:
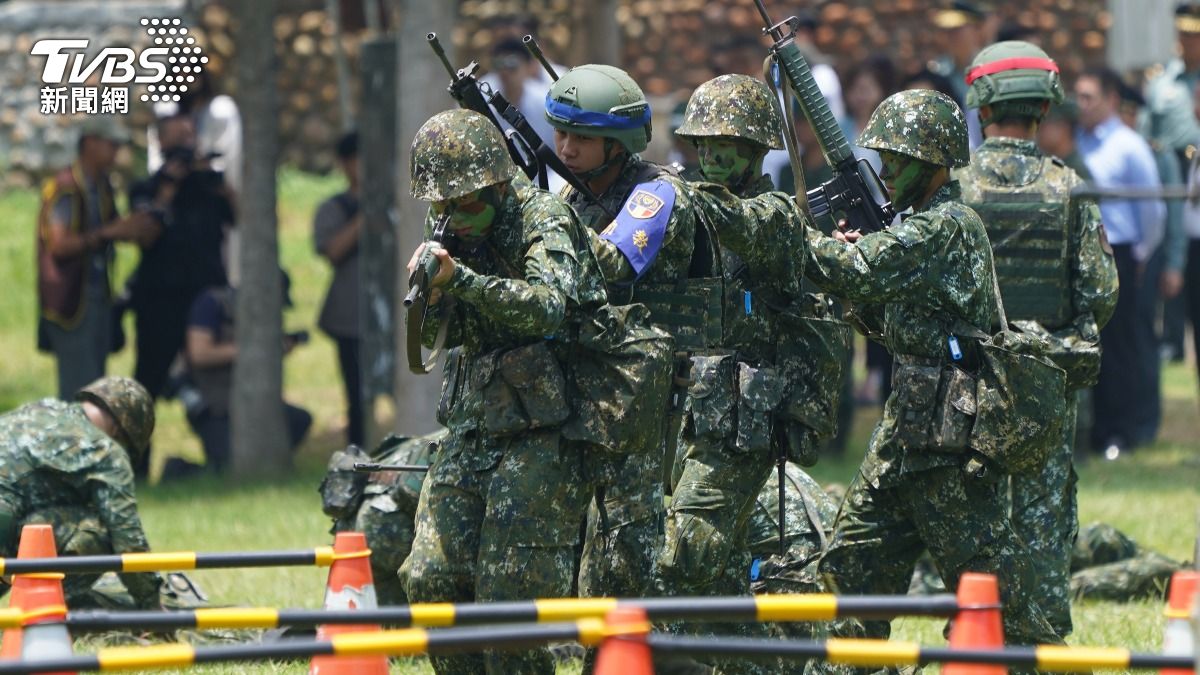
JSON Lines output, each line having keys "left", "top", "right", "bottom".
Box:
{"left": 645, "top": 635, "right": 1195, "bottom": 672}
{"left": 0, "top": 594, "right": 961, "bottom": 632}
{"left": 0, "top": 619, "right": 619, "bottom": 674}
{"left": 0, "top": 547, "right": 338, "bottom": 576}
{"left": 0, "top": 624, "right": 1190, "bottom": 673}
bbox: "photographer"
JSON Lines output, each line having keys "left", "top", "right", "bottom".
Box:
{"left": 161, "top": 274, "right": 312, "bottom": 479}
{"left": 128, "top": 113, "right": 234, "bottom": 476}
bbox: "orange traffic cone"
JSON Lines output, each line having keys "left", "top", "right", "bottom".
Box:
{"left": 309, "top": 532, "right": 387, "bottom": 675}
{"left": 1161, "top": 570, "right": 1199, "bottom": 675}
{"left": 944, "top": 572, "right": 1006, "bottom": 675}
{"left": 18, "top": 571, "right": 73, "bottom": 675}
{"left": 1, "top": 524, "right": 62, "bottom": 660}
{"left": 593, "top": 606, "right": 653, "bottom": 675}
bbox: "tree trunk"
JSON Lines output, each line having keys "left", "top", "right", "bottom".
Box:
{"left": 231, "top": 0, "right": 289, "bottom": 477}
{"left": 389, "top": 0, "right": 454, "bottom": 436}
{"left": 573, "top": 0, "right": 621, "bottom": 66}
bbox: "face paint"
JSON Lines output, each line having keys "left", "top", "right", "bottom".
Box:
{"left": 696, "top": 138, "right": 755, "bottom": 188}
{"left": 879, "top": 151, "right": 939, "bottom": 211}
{"left": 433, "top": 185, "right": 503, "bottom": 243}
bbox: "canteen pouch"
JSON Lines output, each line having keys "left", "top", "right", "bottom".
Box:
{"left": 891, "top": 363, "right": 941, "bottom": 448}
{"left": 686, "top": 353, "right": 736, "bottom": 439}
{"left": 734, "top": 363, "right": 786, "bottom": 454}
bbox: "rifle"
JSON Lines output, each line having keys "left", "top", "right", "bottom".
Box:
{"left": 753, "top": 0, "right": 895, "bottom": 233}
{"left": 426, "top": 33, "right": 615, "bottom": 221}
{"left": 353, "top": 463, "right": 430, "bottom": 473}
{"left": 404, "top": 206, "right": 454, "bottom": 375}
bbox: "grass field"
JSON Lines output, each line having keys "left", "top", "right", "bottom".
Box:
{"left": 1, "top": 169, "right": 1198, "bottom": 673}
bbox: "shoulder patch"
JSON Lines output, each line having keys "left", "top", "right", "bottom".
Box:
{"left": 599, "top": 179, "right": 677, "bottom": 280}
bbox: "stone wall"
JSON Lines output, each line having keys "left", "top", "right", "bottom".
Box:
{"left": 0, "top": 0, "right": 1115, "bottom": 188}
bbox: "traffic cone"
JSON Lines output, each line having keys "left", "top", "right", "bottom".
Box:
{"left": 1161, "top": 570, "right": 1198, "bottom": 675}
{"left": 1, "top": 524, "right": 61, "bottom": 660}
{"left": 17, "top": 573, "right": 73, "bottom": 675}
{"left": 309, "top": 532, "right": 387, "bottom": 675}
{"left": 944, "top": 572, "right": 1006, "bottom": 675}
{"left": 594, "top": 606, "right": 653, "bottom": 675}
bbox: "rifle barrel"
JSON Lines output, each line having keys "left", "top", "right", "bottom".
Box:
{"left": 353, "top": 463, "right": 430, "bottom": 472}
{"left": 522, "top": 35, "right": 559, "bottom": 81}
{"left": 427, "top": 32, "right": 456, "bottom": 77}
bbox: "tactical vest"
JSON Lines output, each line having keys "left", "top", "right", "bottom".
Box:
{"left": 567, "top": 159, "right": 726, "bottom": 351}
{"left": 628, "top": 216, "right": 726, "bottom": 351}
{"left": 961, "top": 157, "right": 1073, "bottom": 329}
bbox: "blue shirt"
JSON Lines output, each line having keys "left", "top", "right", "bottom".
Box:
{"left": 1077, "top": 115, "right": 1165, "bottom": 259}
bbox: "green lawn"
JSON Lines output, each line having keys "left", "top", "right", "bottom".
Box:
{"left": 2, "top": 170, "right": 1198, "bottom": 673}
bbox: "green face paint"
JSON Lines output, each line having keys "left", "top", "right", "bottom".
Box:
{"left": 879, "top": 151, "right": 939, "bottom": 212}
{"left": 697, "top": 138, "right": 755, "bottom": 188}
{"left": 433, "top": 185, "right": 503, "bottom": 243}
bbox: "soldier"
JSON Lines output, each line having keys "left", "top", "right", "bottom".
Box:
{"left": 798, "top": 90, "right": 1063, "bottom": 667}
{"left": 0, "top": 376, "right": 161, "bottom": 610}
{"left": 958, "top": 41, "right": 1119, "bottom": 639}
{"left": 320, "top": 429, "right": 445, "bottom": 606}
{"left": 397, "top": 109, "right": 611, "bottom": 674}
{"left": 543, "top": 64, "right": 708, "bottom": 607}
{"left": 651, "top": 74, "right": 848, "bottom": 673}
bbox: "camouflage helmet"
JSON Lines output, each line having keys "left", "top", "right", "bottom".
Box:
{"left": 76, "top": 376, "right": 155, "bottom": 458}
{"left": 966, "top": 40, "right": 1064, "bottom": 122}
{"left": 675, "top": 74, "right": 784, "bottom": 150}
{"left": 857, "top": 89, "right": 969, "bottom": 168}
{"left": 544, "top": 64, "right": 652, "bottom": 153}
{"left": 410, "top": 109, "right": 518, "bottom": 202}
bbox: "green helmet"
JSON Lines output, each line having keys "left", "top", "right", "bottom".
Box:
{"left": 675, "top": 74, "right": 784, "bottom": 150}
{"left": 76, "top": 376, "right": 155, "bottom": 459}
{"left": 965, "top": 40, "right": 1064, "bottom": 122}
{"left": 857, "top": 89, "right": 969, "bottom": 168}
{"left": 410, "top": 109, "right": 518, "bottom": 202}
{"left": 544, "top": 64, "right": 652, "bottom": 154}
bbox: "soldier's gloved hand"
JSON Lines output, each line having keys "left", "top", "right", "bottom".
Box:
{"left": 782, "top": 421, "right": 820, "bottom": 467}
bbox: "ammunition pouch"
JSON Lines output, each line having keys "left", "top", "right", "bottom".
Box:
{"left": 891, "top": 356, "right": 977, "bottom": 454}
{"left": 734, "top": 362, "right": 786, "bottom": 454}
{"left": 684, "top": 354, "right": 787, "bottom": 455}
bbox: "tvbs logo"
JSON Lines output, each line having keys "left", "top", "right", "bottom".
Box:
{"left": 32, "top": 16, "right": 207, "bottom": 110}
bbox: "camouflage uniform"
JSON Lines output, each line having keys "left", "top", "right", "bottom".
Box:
{"left": 957, "top": 42, "right": 1119, "bottom": 637}
{"left": 651, "top": 75, "right": 849, "bottom": 675}
{"left": 321, "top": 430, "right": 445, "bottom": 606}
{"left": 564, "top": 150, "right": 691, "bottom": 604}
{"left": 546, "top": 65, "right": 704, "bottom": 606}
{"left": 0, "top": 377, "right": 160, "bottom": 609}
{"left": 1068, "top": 523, "right": 1185, "bottom": 601}
{"left": 398, "top": 110, "right": 610, "bottom": 675}
{"left": 911, "top": 522, "right": 1188, "bottom": 602}
{"left": 800, "top": 91, "right": 1063, "bottom": 669}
